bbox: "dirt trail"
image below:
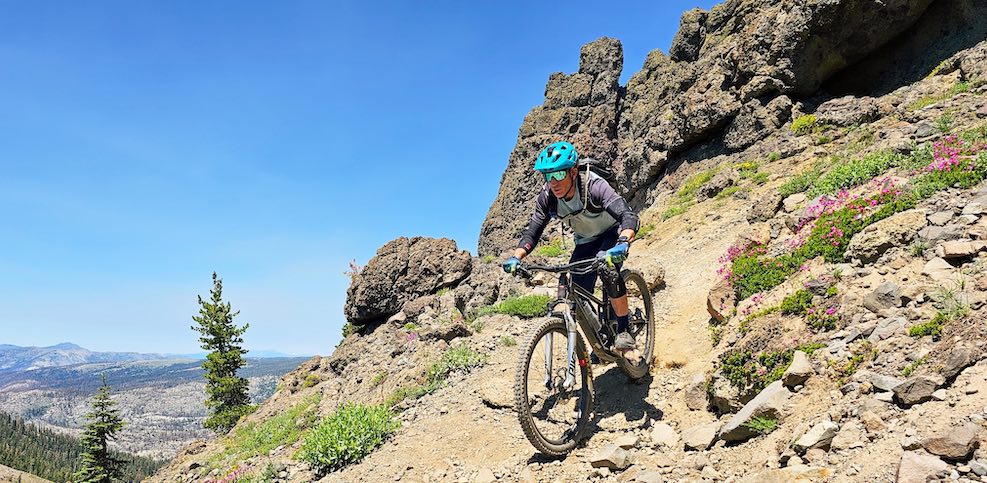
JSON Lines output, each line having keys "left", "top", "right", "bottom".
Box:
{"left": 326, "top": 194, "right": 753, "bottom": 482}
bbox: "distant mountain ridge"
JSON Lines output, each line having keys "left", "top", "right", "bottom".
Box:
{"left": 0, "top": 343, "right": 172, "bottom": 371}
{"left": 0, "top": 343, "right": 311, "bottom": 372}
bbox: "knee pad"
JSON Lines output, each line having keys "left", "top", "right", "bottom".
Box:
{"left": 601, "top": 269, "right": 627, "bottom": 298}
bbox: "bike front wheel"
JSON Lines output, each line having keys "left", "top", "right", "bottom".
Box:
{"left": 616, "top": 269, "right": 655, "bottom": 381}
{"left": 514, "top": 317, "right": 593, "bottom": 456}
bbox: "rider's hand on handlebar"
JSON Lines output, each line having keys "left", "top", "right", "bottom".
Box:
{"left": 605, "top": 240, "right": 630, "bottom": 267}
{"left": 503, "top": 256, "right": 521, "bottom": 275}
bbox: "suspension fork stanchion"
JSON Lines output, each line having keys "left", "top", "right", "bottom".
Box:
{"left": 562, "top": 308, "right": 578, "bottom": 390}
{"left": 543, "top": 331, "right": 554, "bottom": 389}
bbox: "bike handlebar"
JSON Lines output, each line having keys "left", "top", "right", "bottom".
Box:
{"left": 517, "top": 254, "right": 607, "bottom": 278}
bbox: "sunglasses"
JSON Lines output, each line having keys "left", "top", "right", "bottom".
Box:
{"left": 543, "top": 170, "right": 568, "bottom": 182}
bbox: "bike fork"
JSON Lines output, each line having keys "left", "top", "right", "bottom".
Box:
{"left": 543, "top": 310, "right": 579, "bottom": 391}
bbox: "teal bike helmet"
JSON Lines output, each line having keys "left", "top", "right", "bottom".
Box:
{"left": 534, "top": 141, "right": 578, "bottom": 173}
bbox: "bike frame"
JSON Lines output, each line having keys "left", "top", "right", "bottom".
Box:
{"left": 522, "top": 259, "right": 622, "bottom": 393}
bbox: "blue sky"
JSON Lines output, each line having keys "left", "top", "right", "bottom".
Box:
{"left": 0, "top": 1, "right": 717, "bottom": 356}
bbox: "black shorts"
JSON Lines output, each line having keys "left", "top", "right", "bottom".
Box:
{"left": 563, "top": 226, "right": 627, "bottom": 299}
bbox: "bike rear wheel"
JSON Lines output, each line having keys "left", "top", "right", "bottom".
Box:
{"left": 616, "top": 269, "right": 655, "bottom": 381}
{"left": 514, "top": 318, "right": 593, "bottom": 456}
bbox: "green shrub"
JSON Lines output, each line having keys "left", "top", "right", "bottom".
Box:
{"left": 936, "top": 113, "right": 955, "bottom": 133}
{"left": 804, "top": 151, "right": 900, "bottom": 198}
{"left": 910, "top": 152, "right": 987, "bottom": 200}
{"left": 661, "top": 204, "right": 689, "bottom": 220}
{"left": 534, "top": 239, "right": 565, "bottom": 258}
{"left": 744, "top": 416, "right": 778, "bottom": 435}
{"left": 342, "top": 322, "right": 358, "bottom": 338}
{"left": 729, "top": 253, "right": 798, "bottom": 300}
{"left": 767, "top": 152, "right": 781, "bottom": 162}
{"left": 778, "top": 166, "right": 823, "bottom": 197}
{"left": 435, "top": 287, "right": 451, "bottom": 296}
{"left": 677, "top": 169, "right": 718, "bottom": 201}
{"left": 402, "top": 322, "right": 420, "bottom": 331}
{"left": 303, "top": 374, "right": 321, "bottom": 388}
{"left": 791, "top": 114, "right": 818, "bottom": 136}
{"left": 752, "top": 172, "right": 770, "bottom": 185}
{"left": 481, "top": 254, "right": 496, "bottom": 264}
{"left": 297, "top": 403, "right": 400, "bottom": 474}
{"left": 386, "top": 345, "right": 487, "bottom": 408}
{"left": 500, "top": 335, "right": 517, "bottom": 347}
{"left": 719, "top": 343, "right": 825, "bottom": 392}
{"left": 908, "top": 315, "right": 946, "bottom": 339}
{"left": 219, "top": 395, "right": 318, "bottom": 464}
{"left": 825, "top": 286, "right": 838, "bottom": 297}
{"left": 902, "top": 357, "right": 927, "bottom": 377}
{"left": 816, "top": 135, "right": 832, "bottom": 145}
{"left": 497, "top": 294, "right": 551, "bottom": 318}
{"left": 370, "top": 371, "right": 387, "bottom": 387}
{"left": 807, "top": 308, "right": 839, "bottom": 332}
{"left": 780, "top": 290, "right": 814, "bottom": 315}
{"left": 636, "top": 224, "right": 656, "bottom": 239}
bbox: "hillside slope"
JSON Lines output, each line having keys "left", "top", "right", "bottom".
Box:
{"left": 150, "top": 1, "right": 987, "bottom": 482}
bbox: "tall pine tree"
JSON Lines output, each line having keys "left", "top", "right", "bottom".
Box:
{"left": 191, "top": 272, "right": 253, "bottom": 434}
{"left": 73, "top": 374, "right": 125, "bottom": 483}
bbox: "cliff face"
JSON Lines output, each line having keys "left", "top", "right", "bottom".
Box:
{"left": 478, "top": 0, "right": 987, "bottom": 256}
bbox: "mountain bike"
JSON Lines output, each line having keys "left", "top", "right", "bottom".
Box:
{"left": 512, "top": 256, "right": 654, "bottom": 456}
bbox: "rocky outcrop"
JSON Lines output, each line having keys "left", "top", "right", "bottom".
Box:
{"left": 344, "top": 237, "right": 472, "bottom": 325}
{"left": 480, "top": 0, "right": 942, "bottom": 254}
{"left": 477, "top": 38, "right": 623, "bottom": 255}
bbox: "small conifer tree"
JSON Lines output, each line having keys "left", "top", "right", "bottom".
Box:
{"left": 191, "top": 272, "right": 253, "bottom": 433}
{"left": 73, "top": 374, "right": 124, "bottom": 483}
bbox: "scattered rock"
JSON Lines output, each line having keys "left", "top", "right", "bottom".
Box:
{"left": 897, "top": 451, "right": 949, "bottom": 483}
{"left": 941, "top": 344, "right": 976, "bottom": 380}
{"left": 782, "top": 350, "right": 813, "bottom": 388}
{"left": 615, "top": 434, "right": 640, "bottom": 450}
{"left": 928, "top": 211, "right": 954, "bottom": 226}
{"left": 846, "top": 210, "right": 926, "bottom": 263}
{"left": 684, "top": 374, "right": 709, "bottom": 411}
{"left": 793, "top": 421, "right": 840, "bottom": 452}
{"left": 632, "top": 470, "right": 664, "bottom": 483}
{"left": 783, "top": 193, "right": 807, "bottom": 213}
{"left": 748, "top": 193, "right": 783, "bottom": 222}
{"left": 922, "top": 257, "right": 957, "bottom": 283}
{"left": 922, "top": 423, "right": 980, "bottom": 461}
{"left": 863, "top": 281, "right": 903, "bottom": 312}
{"left": 816, "top": 95, "right": 879, "bottom": 126}
{"left": 918, "top": 224, "right": 966, "bottom": 242}
{"left": 707, "top": 279, "right": 736, "bottom": 323}
{"left": 478, "top": 384, "right": 513, "bottom": 409}
{"left": 650, "top": 423, "right": 680, "bottom": 448}
{"left": 936, "top": 240, "right": 987, "bottom": 259}
{"left": 683, "top": 421, "right": 720, "bottom": 451}
{"left": 474, "top": 468, "right": 496, "bottom": 483}
{"left": 590, "top": 444, "right": 631, "bottom": 470}
{"left": 832, "top": 424, "right": 866, "bottom": 450}
{"left": 719, "top": 381, "right": 791, "bottom": 442}
{"left": 860, "top": 411, "right": 886, "bottom": 433}
{"left": 894, "top": 375, "right": 944, "bottom": 405}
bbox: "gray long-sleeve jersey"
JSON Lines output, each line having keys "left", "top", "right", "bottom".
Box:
{"left": 518, "top": 171, "right": 639, "bottom": 252}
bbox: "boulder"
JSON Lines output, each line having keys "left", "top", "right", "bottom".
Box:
{"left": 893, "top": 375, "right": 944, "bottom": 405}
{"left": 614, "top": 434, "right": 639, "bottom": 450}
{"left": 845, "top": 210, "right": 927, "bottom": 263}
{"left": 345, "top": 237, "right": 471, "bottom": 325}
{"left": 897, "top": 451, "right": 948, "bottom": 483}
{"left": 669, "top": 8, "right": 707, "bottom": 62}
{"left": 783, "top": 193, "right": 807, "bottom": 213}
{"left": 918, "top": 224, "right": 966, "bottom": 242}
{"left": 782, "top": 350, "right": 813, "bottom": 388}
{"left": 936, "top": 240, "right": 987, "bottom": 259}
{"left": 793, "top": 421, "right": 839, "bottom": 452}
{"left": 922, "top": 257, "right": 957, "bottom": 282}
{"left": 863, "top": 281, "right": 903, "bottom": 313}
{"left": 707, "top": 279, "right": 736, "bottom": 323}
{"left": 682, "top": 421, "right": 720, "bottom": 451}
{"left": 684, "top": 373, "right": 709, "bottom": 411}
{"left": 650, "top": 423, "right": 680, "bottom": 448}
{"left": 856, "top": 370, "right": 903, "bottom": 392}
{"left": 710, "top": 375, "right": 748, "bottom": 413}
{"left": 719, "top": 381, "right": 792, "bottom": 442}
{"left": 590, "top": 443, "right": 631, "bottom": 470}
{"left": 927, "top": 211, "right": 954, "bottom": 226}
{"left": 941, "top": 344, "right": 976, "bottom": 380}
{"left": 922, "top": 423, "right": 980, "bottom": 461}
{"left": 815, "top": 95, "right": 879, "bottom": 126}
{"left": 697, "top": 169, "right": 737, "bottom": 200}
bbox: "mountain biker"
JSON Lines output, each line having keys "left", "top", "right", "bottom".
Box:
{"left": 503, "top": 141, "right": 639, "bottom": 351}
